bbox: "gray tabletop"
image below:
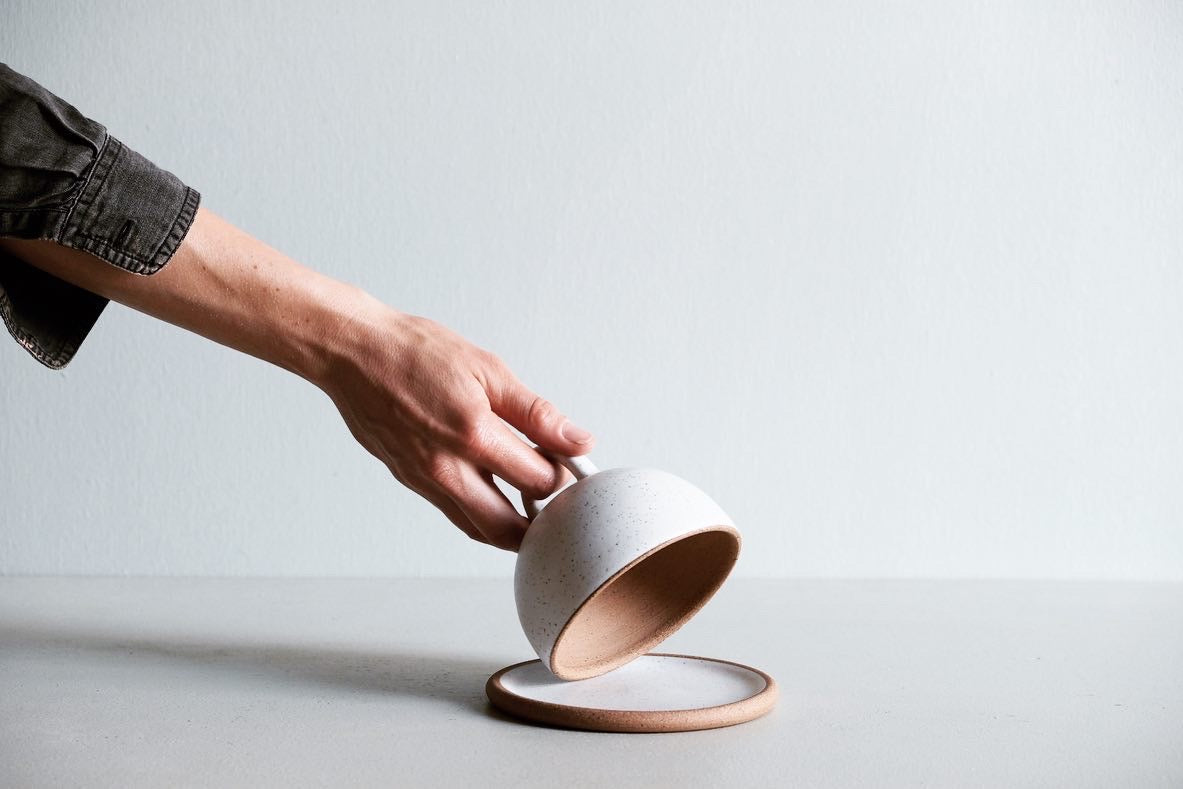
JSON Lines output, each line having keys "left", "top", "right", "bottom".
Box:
{"left": 1, "top": 577, "right": 1180, "bottom": 787}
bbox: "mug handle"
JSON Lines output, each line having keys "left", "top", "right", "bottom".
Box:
{"left": 522, "top": 450, "right": 600, "bottom": 520}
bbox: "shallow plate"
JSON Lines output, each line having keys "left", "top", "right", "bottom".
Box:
{"left": 485, "top": 653, "right": 777, "bottom": 733}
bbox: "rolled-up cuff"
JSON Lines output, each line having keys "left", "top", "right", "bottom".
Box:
{"left": 1, "top": 134, "right": 199, "bottom": 369}
{"left": 58, "top": 134, "right": 200, "bottom": 276}
{"left": 0, "top": 254, "right": 107, "bottom": 369}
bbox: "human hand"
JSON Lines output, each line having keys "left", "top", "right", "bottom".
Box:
{"left": 317, "top": 304, "right": 594, "bottom": 551}
{"left": 2, "top": 208, "right": 589, "bottom": 550}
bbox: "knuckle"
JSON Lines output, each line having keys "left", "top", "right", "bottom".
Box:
{"left": 479, "top": 351, "right": 515, "bottom": 394}
{"left": 456, "top": 414, "right": 492, "bottom": 455}
{"left": 527, "top": 468, "right": 559, "bottom": 499}
{"left": 422, "top": 454, "right": 458, "bottom": 488}
{"left": 487, "top": 532, "right": 521, "bottom": 552}
{"left": 479, "top": 348, "right": 505, "bottom": 371}
{"left": 526, "top": 396, "right": 560, "bottom": 429}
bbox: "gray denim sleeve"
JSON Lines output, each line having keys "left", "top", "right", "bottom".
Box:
{"left": 0, "top": 62, "right": 200, "bottom": 369}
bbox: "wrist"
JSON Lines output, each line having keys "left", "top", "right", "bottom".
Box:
{"left": 293, "top": 278, "right": 402, "bottom": 390}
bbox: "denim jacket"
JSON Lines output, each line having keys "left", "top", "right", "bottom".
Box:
{"left": 0, "top": 63, "right": 200, "bottom": 368}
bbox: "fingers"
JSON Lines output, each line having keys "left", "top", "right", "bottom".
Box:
{"left": 454, "top": 466, "right": 529, "bottom": 553}
{"left": 417, "top": 484, "right": 491, "bottom": 547}
{"left": 390, "top": 462, "right": 491, "bottom": 547}
{"left": 417, "top": 427, "right": 584, "bottom": 550}
{"left": 448, "top": 465, "right": 531, "bottom": 552}
{"left": 484, "top": 368, "right": 594, "bottom": 457}
{"left": 416, "top": 455, "right": 531, "bottom": 552}
{"left": 466, "top": 417, "right": 566, "bottom": 501}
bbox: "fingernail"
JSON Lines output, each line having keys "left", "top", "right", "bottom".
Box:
{"left": 560, "top": 420, "right": 592, "bottom": 444}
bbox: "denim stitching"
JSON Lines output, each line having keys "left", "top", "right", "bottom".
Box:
{"left": 59, "top": 130, "right": 112, "bottom": 238}
{"left": 0, "top": 286, "right": 72, "bottom": 368}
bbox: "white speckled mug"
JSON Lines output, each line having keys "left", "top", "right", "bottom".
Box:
{"left": 515, "top": 453, "right": 741, "bottom": 681}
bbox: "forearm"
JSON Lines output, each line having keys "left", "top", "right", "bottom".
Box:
{"left": 0, "top": 207, "right": 373, "bottom": 383}
{"left": 2, "top": 204, "right": 594, "bottom": 549}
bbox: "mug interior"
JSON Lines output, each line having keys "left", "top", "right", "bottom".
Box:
{"left": 548, "top": 526, "right": 741, "bottom": 681}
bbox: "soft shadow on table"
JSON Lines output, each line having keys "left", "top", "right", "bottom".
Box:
{"left": 1, "top": 622, "right": 524, "bottom": 723}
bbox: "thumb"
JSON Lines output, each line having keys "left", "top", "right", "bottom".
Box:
{"left": 489, "top": 375, "right": 594, "bottom": 456}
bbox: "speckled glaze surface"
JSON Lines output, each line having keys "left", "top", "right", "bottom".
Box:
{"left": 515, "top": 462, "right": 737, "bottom": 679}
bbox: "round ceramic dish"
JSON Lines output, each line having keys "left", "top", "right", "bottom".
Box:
{"left": 486, "top": 653, "right": 777, "bottom": 733}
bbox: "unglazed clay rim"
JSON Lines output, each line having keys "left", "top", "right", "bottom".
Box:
{"left": 548, "top": 524, "right": 742, "bottom": 680}
{"left": 485, "top": 652, "right": 779, "bottom": 733}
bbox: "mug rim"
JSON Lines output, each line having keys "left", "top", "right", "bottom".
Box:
{"left": 546, "top": 523, "right": 741, "bottom": 680}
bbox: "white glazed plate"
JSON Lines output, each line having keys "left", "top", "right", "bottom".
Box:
{"left": 485, "top": 653, "right": 778, "bottom": 733}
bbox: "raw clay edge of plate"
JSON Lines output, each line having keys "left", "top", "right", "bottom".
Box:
{"left": 485, "top": 652, "right": 779, "bottom": 733}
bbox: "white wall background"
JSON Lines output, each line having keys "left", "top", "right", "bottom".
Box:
{"left": 2, "top": 0, "right": 1181, "bottom": 580}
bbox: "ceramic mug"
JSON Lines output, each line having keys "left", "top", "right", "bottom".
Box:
{"left": 515, "top": 452, "right": 741, "bottom": 681}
